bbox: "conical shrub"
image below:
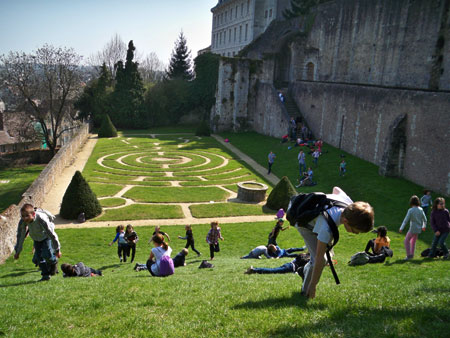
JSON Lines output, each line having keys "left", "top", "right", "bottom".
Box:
{"left": 98, "top": 114, "right": 117, "bottom": 138}
{"left": 265, "top": 176, "right": 297, "bottom": 211}
{"left": 60, "top": 171, "right": 102, "bottom": 220}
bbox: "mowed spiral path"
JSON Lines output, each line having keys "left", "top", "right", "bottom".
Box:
{"left": 47, "top": 133, "right": 279, "bottom": 229}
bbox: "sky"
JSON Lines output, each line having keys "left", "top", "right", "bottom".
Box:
{"left": 0, "top": 0, "right": 216, "bottom": 66}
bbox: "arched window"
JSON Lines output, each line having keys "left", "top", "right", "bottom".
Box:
{"left": 306, "top": 62, "right": 315, "bottom": 81}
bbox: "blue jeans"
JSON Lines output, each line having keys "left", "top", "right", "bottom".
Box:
{"left": 429, "top": 232, "right": 449, "bottom": 257}
{"left": 299, "top": 162, "right": 306, "bottom": 175}
{"left": 253, "top": 263, "right": 294, "bottom": 274}
{"left": 280, "top": 247, "right": 306, "bottom": 258}
{"left": 34, "top": 239, "right": 57, "bottom": 279}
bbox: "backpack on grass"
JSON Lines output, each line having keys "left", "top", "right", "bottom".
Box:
{"left": 348, "top": 252, "right": 370, "bottom": 266}
{"left": 286, "top": 193, "right": 349, "bottom": 285}
{"left": 159, "top": 255, "right": 174, "bottom": 277}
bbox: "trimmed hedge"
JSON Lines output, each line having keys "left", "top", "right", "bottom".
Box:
{"left": 98, "top": 114, "right": 118, "bottom": 138}
{"left": 60, "top": 171, "right": 102, "bottom": 220}
{"left": 195, "top": 120, "right": 211, "bottom": 136}
{"left": 265, "top": 176, "right": 297, "bottom": 211}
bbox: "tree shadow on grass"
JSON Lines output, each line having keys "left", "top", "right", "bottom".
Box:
{"left": 0, "top": 280, "right": 39, "bottom": 288}
{"left": 268, "top": 304, "right": 450, "bottom": 337}
{"left": 0, "top": 269, "right": 38, "bottom": 278}
{"left": 233, "top": 292, "right": 326, "bottom": 310}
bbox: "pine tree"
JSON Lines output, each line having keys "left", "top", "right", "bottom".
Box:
{"left": 166, "top": 32, "right": 193, "bottom": 80}
{"left": 60, "top": 171, "right": 102, "bottom": 220}
{"left": 265, "top": 176, "right": 298, "bottom": 211}
{"left": 110, "top": 40, "right": 146, "bottom": 128}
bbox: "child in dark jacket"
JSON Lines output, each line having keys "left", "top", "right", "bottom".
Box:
{"left": 173, "top": 248, "right": 189, "bottom": 267}
{"left": 178, "top": 225, "right": 201, "bottom": 256}
{"left": 428, "top": 197, "right": 450, "bottom": 259}
{"left": 124, "top": 224, "right": 139, "bottom": 263}
{"left": 61, "top": 262, "right": 102, "bottom": 277}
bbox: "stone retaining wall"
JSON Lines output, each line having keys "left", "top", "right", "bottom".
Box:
{"left": 0, "top": 122, "right": 91, "bottom": 264}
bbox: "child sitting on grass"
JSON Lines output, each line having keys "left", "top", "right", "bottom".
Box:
{"left": 399, "top": 195, "right": 427, "bottom": 260}
{"left": 173, "top": 248, "right": 189, "bottom": 267}
{"left": 109, "top": 225, "right": 128, "bottom": 262}
{"left": 61, "top": 263, "right": 102, "bottom": 277}
{"left": 146, "top": 233, "right": 172, "bottom": 277}
{"left": 14, "top": 204, "right": 61, "bottom": 281}
{"left": 206, "top": 221, "right": 224, "bottom": 260}
{"left": 365, "top": 226, "right": 391, "bottom": 255}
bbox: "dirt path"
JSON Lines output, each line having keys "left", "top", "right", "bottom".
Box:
{"left": 47, "top": 134, "right": 278, "bottom": 229}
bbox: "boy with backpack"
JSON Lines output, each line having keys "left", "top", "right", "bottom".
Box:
{"left": 14, "top": 204, "right": 61, "bottom": 281}
{"left": 286, "top": 187, "right": 374, "bottom": 298}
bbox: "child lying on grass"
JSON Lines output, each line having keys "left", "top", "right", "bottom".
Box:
{"left": 61, "top": 263, "right": 102, "bottom": 277}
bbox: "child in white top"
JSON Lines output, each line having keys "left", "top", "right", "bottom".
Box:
{"left": 147, "top": 233, "right": 172, "bottom": 276}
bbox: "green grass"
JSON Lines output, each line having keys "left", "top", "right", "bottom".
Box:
{"left": 190, "top": 203, "right": 274, "bottom": 217}
{"left": 1, "top": 222, "right": 448, "bottom": 337}
{"left": 0, "top": 165, "right": 45, "bottom": 213}
{"left": 89, "top": 183, "right": 124, "bottom": 198}
{"left": 123, "top": 186, "right": 229, "bottom": 203}
{"left": 95, "top": 204, "right": 183, "bottom": 221}
{"left": 99, "top": 198, "right": 126, "bottom": 208}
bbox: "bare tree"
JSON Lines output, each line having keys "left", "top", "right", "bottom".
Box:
{"left": 86, "top": 33, "right": 126, "bottom": 78}
{"left": 139, "top": 52, "right": 165, "bottom": 83}
{"left": 0, "top": 44, "right": 83, "bottom": 154}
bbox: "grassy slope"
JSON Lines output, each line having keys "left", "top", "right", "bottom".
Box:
{"left": 0, "top": 165, "right": 45, "bottom": 213}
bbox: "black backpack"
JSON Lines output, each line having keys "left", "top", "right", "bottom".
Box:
{"left": 286, "top": 193, "right": 349, "bottom": 285}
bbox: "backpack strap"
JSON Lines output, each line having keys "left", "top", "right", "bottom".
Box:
{"left": 322, "top": 211, "right": 340, "bottom": 285}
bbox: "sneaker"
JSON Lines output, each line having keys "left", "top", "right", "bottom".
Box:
{"left": 197, "top": 253, "right": 202, "bottom": 257}
{"left": 244, "top": 266, "right": 255, "bottom": 274}
{"left": 133, "top": 263, "right": 139, "bottom": 271}
{"left": 404, "top": 256, "right": 410, "bottom": 261}
{"left": 39, "top": 276, "right": 50, "bottom": 282}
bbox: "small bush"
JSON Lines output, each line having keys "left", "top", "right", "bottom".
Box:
{"left": 98, "top": 114, "right": 117, "bottom": 138}
{"left": 60, "top": 171, "right": 102, "bottom": 220}
{"left": 265, "top": 176, "right": 297, "bottom": 211}
{"left": 196, "top": 120, "right": 211, "bottom": 136}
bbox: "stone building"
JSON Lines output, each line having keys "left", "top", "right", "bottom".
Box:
{"left": 211, "top": 0, "right": 450, "bottom": 195}
{"left": 210, "top": 0, "right": 291, "bottom": 56}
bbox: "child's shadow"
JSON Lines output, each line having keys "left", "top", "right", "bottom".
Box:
{"left": 0, "top": 269, "right": 38, "bottom": 279}
{"left": 97, "top": 264, "right": 121, "bottom": 271}
{"left": 232, "top": 292, "right": 325, "bottom": 310}
{"left": 384, "top": 258, "right": 430, "bottom": 266}
{"left": 0, "top": 280, "right": 38, "bottom": 288}
{"left": 186, "top": 259, "right": 203, "bottom": 266}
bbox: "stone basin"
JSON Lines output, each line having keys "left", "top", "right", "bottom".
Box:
{"left": 237, "top": 181, "right": 268, "bottom": 203}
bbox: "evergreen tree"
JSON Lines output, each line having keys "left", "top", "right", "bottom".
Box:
{"left": 166, "top": 32, "right": 193, "bottom": 80}
{"left": 75, "top": 62, "right": 112, "bottom": 127}
{"left": 110, "top": 40, "right": 146, "bottom": 128}
{"left": 60, "top": 171, "right": 102, "bottom": 220}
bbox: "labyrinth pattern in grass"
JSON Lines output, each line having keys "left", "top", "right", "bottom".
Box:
{"left": 82, "top": 134, "right": 273, "bottom": 221}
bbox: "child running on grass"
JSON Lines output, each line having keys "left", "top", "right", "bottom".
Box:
{"left": 124, "top": 224, "right": 138, "bottom": 263}
{"left": 109, "top": 225, "right": 128, "bottom": 262}
{"left": 428, "top": 197, "right": 450, "bottom": 259}
{"left": 178, "top": 225, "right": 201, "bottom": 256}
{"left": 14, "top": 204, "right": 61, "bottom": 281}
{"left": 151, "top": 226, "right": 170, "bottom": 243}
{"left": 267, "top": 218, "right": 289, "bottom": 246}
{"left": 399, "top": 195, "right": 427, "bottom": 260}
{"left": 206, "top": 221, "right": 224, "bottom": 260}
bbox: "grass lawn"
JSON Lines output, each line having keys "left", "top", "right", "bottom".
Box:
{"left": 123, "top": 186, "right": 230, "bottom": 203}
{"left": 0, "top": 165, "right": 45, "bottom": 213}
{"left": 190, "top": 203, "right": 274, "bottom": 218}
{"left": 95, "top": 204, "right": 184, "bottom": 221}
{"left": 99, "top": 198, "right": 126, "bottom": 208}
{"left": 1, "top": 222, "right": 448, "bottom": 337}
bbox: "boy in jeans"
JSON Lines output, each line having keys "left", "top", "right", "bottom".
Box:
{"left": 14, "top": 204, "right": 62, "bottom": 281}
{"left": 297, "top": 187, "right": 374, "bottom": 298}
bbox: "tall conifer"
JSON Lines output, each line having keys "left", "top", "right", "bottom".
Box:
{"left": 166, "top": 32, "right": 193, "bottom": 80}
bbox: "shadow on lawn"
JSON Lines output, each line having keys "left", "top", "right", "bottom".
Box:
{"left": 233, "top": 292, "right": 325, "bottom": 310}
{"left": 0, "top": 280, "right": 39, "bottom": 288}
{"left": 0, "top": 269, "right": 38, "bottom": 278}
{"left": 384, "top": 258, "right": 437, "bottom": 266}
{"left": 97, "top": 264, "right": 121, "bottom": 271}
{"left": 268, "top": 304, "right": 450, "bottom": 337}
